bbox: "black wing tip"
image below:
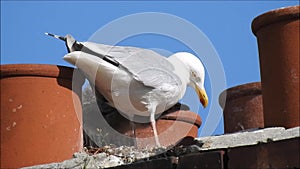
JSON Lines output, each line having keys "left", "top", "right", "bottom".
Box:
{"left": 45, "top": 32, "right": 66, "bottom": 41}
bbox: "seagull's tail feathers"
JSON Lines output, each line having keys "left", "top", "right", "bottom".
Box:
{"left": 45, "top": 33, "right": 83, "bottom": 53}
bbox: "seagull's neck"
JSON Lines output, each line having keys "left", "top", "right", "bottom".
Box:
{"left": 167, "top": 55, "right": 191, "bottom": 89}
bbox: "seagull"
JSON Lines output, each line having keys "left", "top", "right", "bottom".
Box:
{"left": 46, "top": 33, "right": 209, "bottom": 147}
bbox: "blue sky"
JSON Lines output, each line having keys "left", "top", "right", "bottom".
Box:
{"left": 1, "top": 1, "right": 299, "bottom": 137}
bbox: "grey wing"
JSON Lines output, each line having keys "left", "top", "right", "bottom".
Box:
{"left": 81, "top": 42, "right": 182, "bottom": 88}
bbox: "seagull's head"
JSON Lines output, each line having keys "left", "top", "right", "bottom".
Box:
{"left": 172, "top": 52, "right": 208, "bottom": 108}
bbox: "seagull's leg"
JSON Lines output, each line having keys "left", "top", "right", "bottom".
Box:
{"left": 149, "top": 105, "right": 161, "bottom": 147}
{"left": 129, "top": 115, "right": 136, "bottom": 137}
{"left": 128, "top": 114, "right": 137, "bottom": 147}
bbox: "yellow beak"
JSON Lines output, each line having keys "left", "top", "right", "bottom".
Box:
{"left": 196, "top": 87, "right": 209, "bottom": 108}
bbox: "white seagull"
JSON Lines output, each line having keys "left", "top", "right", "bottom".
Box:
{"left": 46, "top": 33, "right": 208, "bottom": 147}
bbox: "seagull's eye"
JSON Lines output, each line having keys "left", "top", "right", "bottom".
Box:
{"left": 191, "top": 71, "right": 196, "bottom": 77}
{"left": 191, "top": 71, "right": 201, "bottom": 83}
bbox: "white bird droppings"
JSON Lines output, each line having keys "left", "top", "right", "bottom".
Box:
{"left": 6, "top": 122, "right": 17, "bottom": 131}
{"left": 11, "top": 105, "right": 23, "bottom": 112}
{"left": 17, "top": 104, "right": 23, "bottom": 109}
